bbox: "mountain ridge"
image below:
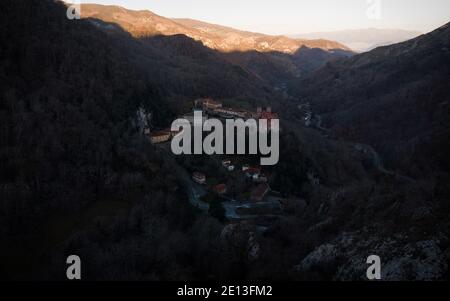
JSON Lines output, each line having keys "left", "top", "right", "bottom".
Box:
{"left": 292, "top": 28, "right": 423, "bottom": 52}
{"left": 80, "top": 3, "right": 354, "bottom": 83}
{"left": 80, "top": 3, "right": 351, "bottom": 54}
{"left": 172, "top": 17, "right": 351, "bottom": 53}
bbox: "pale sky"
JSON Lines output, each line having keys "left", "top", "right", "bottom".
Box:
{"left": 77, "top": 0, "right": 450, "bottom": 34}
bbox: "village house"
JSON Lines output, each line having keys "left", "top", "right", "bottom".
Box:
{"left": 150, "top": 130, "right": 171, "bottom": 144}
{"left": 253, "top": 107, "right": 278, "bottom": 120}
{"left": 250, "top": 183, "right": 270, "bottom": 202}
{"left": 260, "top": 110, "right": 278, "bottom": 121}
{"left": 257, "top": 107, "right": 279, "bottom": 130}
{"left": 183, "top": 112, "right": 208, "bottom": 125}
{"left": 149, "top": 127, "right": 181, "bottom": 144}
{"left": 253, "top": 173, "right": 268, "bottom": 183}
{"left": 192, "top": 172, "right": 206, "bottom": 185}
{"left": 213, "top": 184, "right": 227, "bottom": 195}
{"left": 202, "top": 98, "right": 222, "bottom": 111}
{"left": 211, "top": 107, "right": 248, "bottom": 119}
{"left": 222, "top": 160, "right": 235, "bottom": 171}
{"left": 245, "top": 167, "right": 261, "bottom": 178}
{"left": 191, "top": 99, "right": 278, "bottom": 124}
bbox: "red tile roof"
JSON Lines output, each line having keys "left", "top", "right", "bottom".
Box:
{"left": 260, "top": 111, "right": 279, "bottom": 120}
{"left": 150, "top": 130, "right": 171, "bottom": 137}
{"left": 246, "top": 167, "right": 261, "bottom": 175}
{"left": 213, "top": 184, "right": 227, "bottom": 194}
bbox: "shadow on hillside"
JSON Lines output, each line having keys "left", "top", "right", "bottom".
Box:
{"left": 85, "top": 17, "right": 354, "bottom": 86}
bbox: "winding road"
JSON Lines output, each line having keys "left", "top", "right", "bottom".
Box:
{"left": 305, "top": 109, "right": 415, "bottom": 182}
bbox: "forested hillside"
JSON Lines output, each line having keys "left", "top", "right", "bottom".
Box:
{"left": 0, "top": 0, "right": 223, "bottom": 280}
{"left": 293, "top": 23, "right": 450, "bottom": 178}
{"left": 81, "top": 4, "right": 354, "bottom": 87}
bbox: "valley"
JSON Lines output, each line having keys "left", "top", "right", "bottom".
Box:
{"left": 0, "top": 0, "right": 449, "bottom": 281}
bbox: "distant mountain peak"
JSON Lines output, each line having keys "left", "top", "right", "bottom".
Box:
{"left": 292, "top": 28, "right": 422, "bottom": 52}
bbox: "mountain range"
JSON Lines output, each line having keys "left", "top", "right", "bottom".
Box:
{"left": 80, "top": 4, "right": 354, "bottom": 83}
{"left": 293, "top": 28, "right": 422, "bottom": 52}
{"left": 81, "top": 4, "right": 351, "bottom": 54}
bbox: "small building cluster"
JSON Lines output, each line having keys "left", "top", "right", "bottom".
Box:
{"left": 255, "top": 106, "right": 279, "bottom": 121}
{"left": 148, "top": 98, "right": 279, "bottom": 144}
{"left": 183, "top": 111, "right": 208, "bottom": 125}
{"left": 200, "top": 98, "right": 222, "bottom": 111}
{"left": 195, "top": 98, "right": 278, "bottom": 122}
{"left": 243, "top": 165, "right": 267, "bottom": 183}
{"left": 192, "top": 159, "right": 271, "bottom": 202}
{"left": 148, "top": 97, "right": 281, "bottom": 205}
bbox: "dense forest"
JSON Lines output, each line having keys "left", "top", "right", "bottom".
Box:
{"left": 0, "top": 0, "right": 315, "bottom": 281}
{"left": 83, "top": 18, "right": 279, "bottom": 116}
{"left": 0, "top": 0, "right": 217, "bottom": 280}
{"left": 1, "top": 0, "right": 449, "bottom": 280}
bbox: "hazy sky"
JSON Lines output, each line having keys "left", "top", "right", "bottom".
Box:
{"left": 78, "top": 0, "right": 450, "bottom": 34}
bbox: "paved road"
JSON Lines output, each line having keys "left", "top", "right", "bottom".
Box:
{"left": 155, "top": 144, "right": 210, "bottom": 211}
{"left": 222, "top": 197, "right": 282, "bottom": 220}
{"left": 354, "top": 143, "right": 394, "bottom": 175}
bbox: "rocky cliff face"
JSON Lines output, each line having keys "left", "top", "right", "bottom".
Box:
{"left": 295, "top": 232, "right": 449, "bottom": 280}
